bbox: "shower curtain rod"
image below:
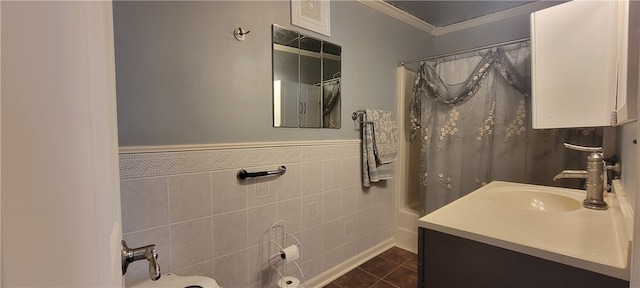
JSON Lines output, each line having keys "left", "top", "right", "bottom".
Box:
{"left": 399, "top": 37, "right": 530, "bottom": 67}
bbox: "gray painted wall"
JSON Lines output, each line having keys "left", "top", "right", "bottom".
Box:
{"left": 427, "top": 2, "right": 562, "bottom": 58}
{"left": 114, "top": 1, "right": 433, "bottom": 146}
{"left": 433, "top": 15, "right": 531, "bottom": 56}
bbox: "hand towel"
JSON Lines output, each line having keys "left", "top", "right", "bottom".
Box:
{"left": 367, "top": 109, "right": 398, "bottom": 164}
{"left": 361, "top": 109, "right": 397, "bottom": 187}
{"left": 362, "top": 112, "right": 376, "bottom": 187}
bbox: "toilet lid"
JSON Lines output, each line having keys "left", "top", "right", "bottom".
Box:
{"left": 131, "top": 274, "right": 222, "bottom": 288}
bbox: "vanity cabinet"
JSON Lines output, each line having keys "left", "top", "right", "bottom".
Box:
{"left": 531, "top": 0, "right": 639, "bottom": 128}
{"left": 418, "top": 228, "right": 629, "bottom": 288}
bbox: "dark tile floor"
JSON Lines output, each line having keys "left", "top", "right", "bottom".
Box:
{"left": 324, "top": 247, "right": 418, "bottom": 288}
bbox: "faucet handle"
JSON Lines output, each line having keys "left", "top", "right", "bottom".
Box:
{"left": 122, "top": 240, "right": 161, "bottom": 281}
{"left": 145, "top": 248, "right": 161, "bottom": 281}
{"left": 563, "top": 143, "right": 602, "bottom": 153}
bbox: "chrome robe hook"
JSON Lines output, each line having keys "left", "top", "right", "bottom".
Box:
{"left": 234, "top": 27, "right": 250, "bottom": 41}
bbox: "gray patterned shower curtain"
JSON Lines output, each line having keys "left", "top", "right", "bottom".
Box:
{"left": 409, "top": 41, "right": 602, "bottom": 216}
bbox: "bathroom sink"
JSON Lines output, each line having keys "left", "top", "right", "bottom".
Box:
{"left": 419, "top": 181, "right": 630, "bottom": 280}
{"left": 487, "top": 187, "right": 582, "bottom": 212}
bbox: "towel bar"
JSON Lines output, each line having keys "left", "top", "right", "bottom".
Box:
{"left": 352, "top": 109, "right": 372, "bottom": 124}
{"left": 237, "top": 165, "right": 286, "bottom": 180}
{"left": 351, "top": 109, "right": 366, "bottom": 121}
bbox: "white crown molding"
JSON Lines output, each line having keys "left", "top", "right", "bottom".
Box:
{"left": 357, "top": 0, "right": 554, "bottom": 36}
{"left": 118, "top": 139, "right": 361, "bottom": 154}
{"left": 434, "top": 1, "right": 558, "bottom": 36}
{"left": 356, "top": 0, "right": 437, "bottom": 35}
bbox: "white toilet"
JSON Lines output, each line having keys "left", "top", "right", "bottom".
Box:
{"left": 131, "top": 274, "right": 222, "bottom": 288}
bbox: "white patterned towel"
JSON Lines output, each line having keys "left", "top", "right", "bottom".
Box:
{"left": 367, "top": 109, "right": 398, "bottom": 164}
{"left": 361, "top": 109, "right": 397, "bottom": 187}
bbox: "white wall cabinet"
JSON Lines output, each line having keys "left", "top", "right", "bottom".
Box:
{"left": 299, "top": 84, "right": 322, "bottom": 127}
{"left": 273, "top": 81, "right": 322, "bottom": 127}
{"left": 531, "top": 0, "right": 639, "bottom": 129}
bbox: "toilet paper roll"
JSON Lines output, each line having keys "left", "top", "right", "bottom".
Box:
{"left": 280, "top": 245, "right": 299, "bottom": 263}
{"left": 277, "top": 276, "right": 300, "bottom": 288}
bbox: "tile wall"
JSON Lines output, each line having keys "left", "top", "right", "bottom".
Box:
{"left": 119, "top": 142, "right": 395, "bottom": 287}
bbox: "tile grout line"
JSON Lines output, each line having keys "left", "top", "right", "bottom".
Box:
{"left": 325, "top": 248, "right": 417, "bottom": 288}
{"left": 355, "top": 266, "right": 384, "bottom": 281}
{"left": 368, "top": 269, "right": 403, "bottom": 288}
{"left": 352, "top": 258, "right": 402, "bottom": 288}
{"left": 374, "top": 264, "right": 402, "bottom": 287}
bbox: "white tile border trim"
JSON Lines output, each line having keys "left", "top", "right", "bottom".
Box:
{"left": 119, "top": 139, "right": 360, "bottom": 154}
{"left": 119, "top": 140, "right": 360, "bottom": 180}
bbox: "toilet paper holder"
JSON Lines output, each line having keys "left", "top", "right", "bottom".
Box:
{"left": 266, "top": 220, "right": 305, "bottom": 287}
{"left": 279, "top": 244, "right": 299, "bottom": 261}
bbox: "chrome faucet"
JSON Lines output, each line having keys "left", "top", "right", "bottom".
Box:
{"left": 552, "top": 143, "right": 608, "bottom": 210}
{"left": 122, "top": 240, "right": 161, "bottom": 281}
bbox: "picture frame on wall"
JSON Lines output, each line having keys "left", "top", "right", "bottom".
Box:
{"left": 291, "top": 0, "right": 331, "bottom": 36}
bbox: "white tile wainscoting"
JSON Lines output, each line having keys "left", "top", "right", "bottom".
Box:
{"left": 119, "top": 140, "right": 396, "bottom": 287}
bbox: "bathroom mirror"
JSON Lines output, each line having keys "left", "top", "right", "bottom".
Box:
{"left": 272, "top": 24, "right": 341, "bottom": 128}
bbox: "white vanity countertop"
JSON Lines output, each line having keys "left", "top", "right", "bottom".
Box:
{"left": 418, "top": 181, "right": 632, "bottom": 280}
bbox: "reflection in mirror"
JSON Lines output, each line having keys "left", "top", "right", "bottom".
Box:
{"left": 272, "top": 24, "right": 341, "bottom": 128}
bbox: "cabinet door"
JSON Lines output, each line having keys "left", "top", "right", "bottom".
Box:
{"left": 531, "top": 0, "right": 619, "bottom": 129}
{"left": 616, "top": 0, "right": 639, "bottom": 124}
{"left": 300, "top": 84, "right": 322, "bottom": 128}
{"left": 273, "top": 80, "right": 300, "bottom": 127}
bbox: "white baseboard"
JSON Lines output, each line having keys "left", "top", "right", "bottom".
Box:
{"left": 394, "top": 228, "right": 418, "bottom": 254}
{"left": 304, "top": 238, "right": 396, "bottom": 287}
